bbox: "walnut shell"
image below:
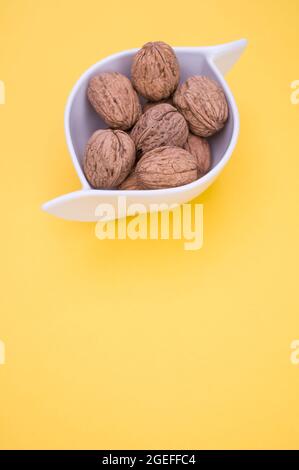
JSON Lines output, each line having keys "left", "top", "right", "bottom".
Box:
{"left": 184, "top": 133, "right": 211, "bottom": 176}
{"left": 173, "top": 76, "right": 228, "bottom": 137}
{"left": 118, "top": 171, "right": 144, "bottom": 190}
{"left": 142, "top": 97, "right": 174, "bottom": 113}
{"left": 87, "top": 72, "right": 142, "bottom": 130}
{"left": 83, "top": 129, "right": 135, "bottom": 189}
{"left": 136, "top": 146, "right": 198, "bottom": 189}
{"left": 131, "top": 42, "right": 180, "bottom": 101}
{"left": 130, "top": 104, "right": 188, "bottom": 156}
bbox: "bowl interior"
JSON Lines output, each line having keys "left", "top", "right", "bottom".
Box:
{"left": 68, "top": 49, "right": 235, "bottom": 189}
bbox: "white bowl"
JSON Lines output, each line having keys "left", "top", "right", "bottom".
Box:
{"left": 43, "top": 39, "right": 247, "bottom": 221}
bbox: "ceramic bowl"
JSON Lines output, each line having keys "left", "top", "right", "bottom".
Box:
{"left": 43, "top": 39, "right": 247, "bottom": 221}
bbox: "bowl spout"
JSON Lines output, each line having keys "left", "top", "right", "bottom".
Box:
{"left": 207, "top": 39, "right": 247, "bottom": 76}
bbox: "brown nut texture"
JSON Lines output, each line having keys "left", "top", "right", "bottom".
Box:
{"left": 184, "top": 133, "right": 211, "bottom": 176}
{"left": 131, "top": 104, "right": 188, "bottom": 156}
{"left": 83, "top": 129, "right": 135, "bottom": 189}
{"left": 131, "top": 42, "right": 180, "bottom": 101}
{"left": 118, "top": 171, "right": 144, "bottom": 190}
{"left": 174, "top": 76, "right": 228, "bottom": 137}
{"left": 87, "top": 72, "right": 142, "bottom": 130}
{"left": 142, "top": 97, "right": 174, "bottom": 113}
{"left": 136, "top": 146, "right": 198, "bottom": 189}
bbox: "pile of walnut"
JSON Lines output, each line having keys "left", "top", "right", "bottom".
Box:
{"left": 84, "top": 41, "right": 228, "bottom": 190}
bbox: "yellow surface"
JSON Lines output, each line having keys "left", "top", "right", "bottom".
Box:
{"left": 0, "top": 0, "right": 299, "bottom": 450}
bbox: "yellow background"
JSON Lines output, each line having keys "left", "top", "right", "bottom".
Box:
{"left": 0, "top": 0, "right": 299, "bottom": 450}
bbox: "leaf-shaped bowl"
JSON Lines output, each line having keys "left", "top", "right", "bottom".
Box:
{"left": 43, "top": 39, "right": 247, "bottom": 221}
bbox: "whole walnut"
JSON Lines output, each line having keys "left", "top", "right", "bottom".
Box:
{"left": 142, "top": 97, "right": 174, "bottom": 113}
{"left": 173, "top": 76, "right": 228, "bottom": 137}
{"left": 131, "top": 41, "right": 180, "bottom": 101}
{"left": 131, "top": 104, "right": 188, "bottom": 156}
{"left": 136, "top": 146, "right": 198, "bottom": 189}
{"left": 83, "top": 129, "right": 135, "bottom": 189}
{"left": 184, "top": 133, "right": 211, "bottom": 176}
{"left": 87, "top": 72, "right": 141, "bottom": 130}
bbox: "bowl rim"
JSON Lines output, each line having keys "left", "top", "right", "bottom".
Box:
{"left": 64, "top": 46, "right": 240, "bottom": 195}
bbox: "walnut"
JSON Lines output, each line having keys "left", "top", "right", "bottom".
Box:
{"left": 130, "top": 104, "right": 188, "bottom": 156}
{"left": 131, "top": 41, "right": 180, "bottom": 101}
{"left": 173, "top": 76, "right": 228, "bottom": 137}
{"left": 136, "top": 146, "right": 198, "bottom": 189}
{"left": 184, "top": 133, "right": 211, "bottom": 176}
{"left": 118, "top": 171, "right": 144, "bottom": 190}
{"left": 83, "top": 129, "right": 135, "bottom": 188}
{"left": 87, "top": 72, "right": 141, "bottom": 130}
{"left": 142, "top": 97, "right": 174, "bottom": 113}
